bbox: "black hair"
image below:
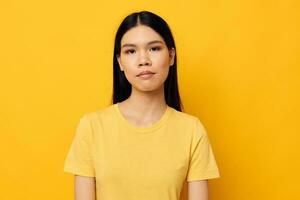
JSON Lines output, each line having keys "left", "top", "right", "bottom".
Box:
{"left": 111, "top": 10, "right": 184, "bottom": 112}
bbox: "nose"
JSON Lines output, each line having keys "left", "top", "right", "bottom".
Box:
{"left": 138, "top": 50, "right": 151, "bottom": 67}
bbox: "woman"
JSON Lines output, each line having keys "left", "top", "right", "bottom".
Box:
{"left": 64, "top": 10, "right": 220, "bottom": 200}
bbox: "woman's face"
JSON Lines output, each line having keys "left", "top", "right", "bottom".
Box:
{"left": 117, "top": 25, "right": 175, "bottom": 92}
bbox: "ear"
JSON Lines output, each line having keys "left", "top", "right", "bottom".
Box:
{"left": 169, "top": 48, "right": 175, "bottom": 66}
{"left": 117, "top": 55, "right": 124, "bottom": 71}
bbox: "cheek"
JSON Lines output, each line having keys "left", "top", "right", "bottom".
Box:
{"left": 123, "top": 68, "right": 137, "bottom": 81}
{"left": 152, "top": 52, "right": 170, "bottom": 67}
{"left": 121, "top": 64, "right": 138, "bottom": 83}
{"left": 121, "top": 57, "right": 135, "bottom": 68}
{"left": 121, "top": 58, "right": 136, "bottom": 74}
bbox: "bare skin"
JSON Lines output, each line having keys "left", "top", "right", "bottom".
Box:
{"left": 75, "top": 176, "right": 96, "bottom": 200}
{"left": 116, "top": 25, "right": 175, "bottom": 125}
{"left": 188, "top": 180, "right": 208, "bottom": 200}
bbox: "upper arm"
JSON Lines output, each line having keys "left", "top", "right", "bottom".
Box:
{"left": 186, "top": 118, "right": 220, "bottom": 182}
{"left": 64, "top": 114, "right": 96, "bottom": 177}
{"left": 75, "top": 175, "right": 96, "bottom": 200}
{"left": 188, "top": 180, "right": 208, "bottom": 200}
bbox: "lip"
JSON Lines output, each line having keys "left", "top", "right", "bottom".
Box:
{"left": 137, "top": 70, "right": 156, "bottom": 77}
{"left": 138, "top": 73, "right": 155, "bottom": 80}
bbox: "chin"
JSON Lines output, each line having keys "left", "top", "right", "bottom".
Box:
{"left": 135, "top": 84, "right": 164, "bottom": 93}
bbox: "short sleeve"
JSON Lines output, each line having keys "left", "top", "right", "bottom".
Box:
{"left": 186, "top": 118, "right": 220, "bottom": 181}
{"left": 63, "top": 114, "right": 95, "bottom": 177}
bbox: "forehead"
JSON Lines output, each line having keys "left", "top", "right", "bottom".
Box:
{"left": 121, "top": 25, "right": 165, "bottom": 46}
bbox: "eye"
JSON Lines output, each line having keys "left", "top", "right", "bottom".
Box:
{"left": 150, "top": 46, "right": 161, "bottom": 52}
{"left": 124, "top": 49, "right": 135, "bottom": 54}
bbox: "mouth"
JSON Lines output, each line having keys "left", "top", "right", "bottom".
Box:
{"left": 137, "top": 71, "right": 156, "bottom": 77}
{"left": 137, "top": 72, "right": 155, "bottom": 76}
{"left": 137, "top": 73, "right": 156, "bottom": 79}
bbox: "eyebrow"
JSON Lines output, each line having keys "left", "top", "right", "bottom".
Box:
{"left": 121, "top": 40, "right": 164, "bottom": 48}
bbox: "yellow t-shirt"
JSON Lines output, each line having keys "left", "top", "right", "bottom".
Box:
{"left": 63, "top": 103, "right": 220, "bottom": 199}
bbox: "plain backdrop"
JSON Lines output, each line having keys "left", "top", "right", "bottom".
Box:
{"left": 0, "top": 0, "right": 299, "bottom": 199}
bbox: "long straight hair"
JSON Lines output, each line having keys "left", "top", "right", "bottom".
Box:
{"left": 111, "top": 10, "right": 184, "bottom": 112}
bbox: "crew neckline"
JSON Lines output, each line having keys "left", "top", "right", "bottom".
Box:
{"left": 113, "top": 103, "right": 173, "bottom": 133}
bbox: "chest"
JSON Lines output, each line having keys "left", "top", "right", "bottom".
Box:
{"left": 93, "top": 131, "right": 190, "bottom": 191}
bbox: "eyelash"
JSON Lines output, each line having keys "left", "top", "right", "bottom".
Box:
{"left": 124, "top": 46, "right": 161, "bottom": 54}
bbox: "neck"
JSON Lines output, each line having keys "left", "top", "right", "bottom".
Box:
{"left": 119, "top": 85, "right": 167, "bottom": 119}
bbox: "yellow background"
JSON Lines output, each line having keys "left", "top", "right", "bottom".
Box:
{"left": 1, "top": 0, "right": 299, "bottom": 199}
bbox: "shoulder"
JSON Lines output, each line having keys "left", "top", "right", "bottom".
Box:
{"left": 171, "top": 109, "right": 207, "bottom": 137}
{"left": 81, "top": 104, "right": 115, "bottom": 127}
{"left": 172, "top": 109, "right": 203, "bottom": 128}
